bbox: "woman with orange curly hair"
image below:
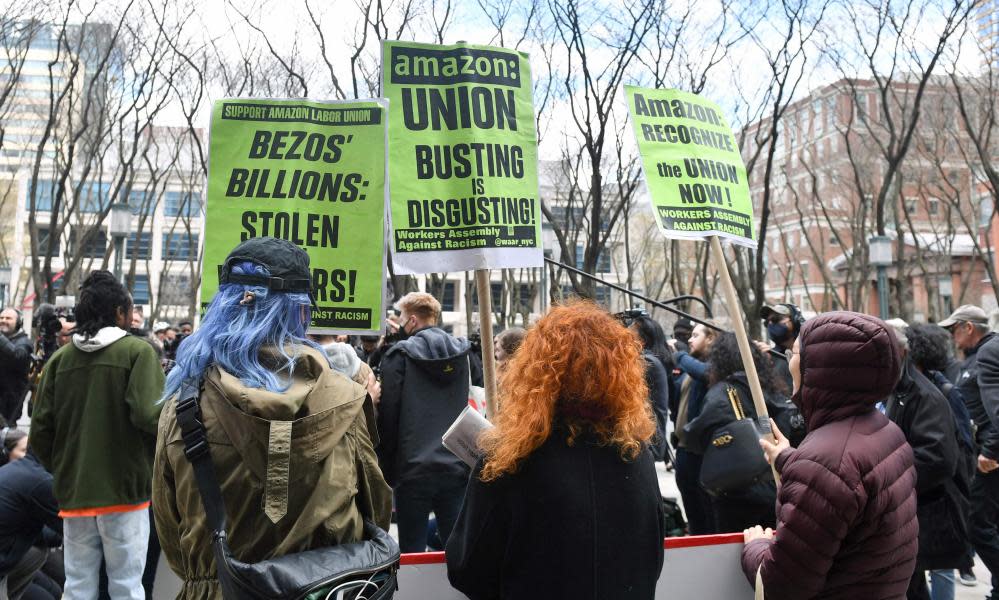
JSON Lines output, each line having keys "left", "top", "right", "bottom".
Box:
{"left": 445, "top": 301, "right": 666, "bottom": 600}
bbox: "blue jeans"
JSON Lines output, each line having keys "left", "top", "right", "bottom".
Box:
{"left": 929, "top": 570, "right": 955, "bottom": 600}
{"left": 395, "top": 475, "right": 467, "bottom": 553}
{"left": 63, "top": 510, "right": 148, "bottom": 600}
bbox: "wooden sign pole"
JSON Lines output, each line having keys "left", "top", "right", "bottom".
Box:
{"left": 475, "top": 269, "right": 498, "bottom": 417}
{"left": 708, "top": 236, "right": 779, "bottom": 481}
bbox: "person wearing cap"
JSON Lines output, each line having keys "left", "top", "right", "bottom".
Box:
{"left": 672, "top": 317, "right": 693, "bottom": 353}
{"left": 30, "top": 271, "right": 164, "bottom": 600}
{"left": 759, "top": 303, "right": 804, "bottom": 395}
{"left": 152, "top": 237, "right": 391, "bottom": 600}
{"left": 940, "top": 304, "right": 999, "bottom": 599}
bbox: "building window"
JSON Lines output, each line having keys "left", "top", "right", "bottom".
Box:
{"left": 127, "top": 231, "right": 152, "bottom": 260}
{"left": 131, "top": 274, "right": 150, "bottom": 305}
{"left": 26, "top": 179, "right": 57, "bottom": 212}
{"left": 69, "top": 227, "right": 107, "bottom": 259}
{"left": 829, "top": 234, "right": 840, "bottom": 246}
{"left": 159, "top": 273, "right": 193, "bottom": 306}
{"left": 575, "top": 244, "right": 612, "bottom": 273}
{"left": 79, "top": 182, "right": 112, "bottom": 213}
{"left": 938, "top": 276, "right": 953, "bottom": 316}
{"left": 121, "top": 188, "right": 151, "bottom": 215}
{"left": 441, "top": 281, "right": 456, "bottom": 312}
{"left": 164, "top": 191, "right": 201, "bottom": 217}
{"left": 594, "top": 285, "right": 610, "bottom": 306}
{"left": 516, "top": 284, "right": 533, "bottom": 312}
{"left": 813, "top": 98, "right": 824, "bottom": 135}
{"left": 928, "top": 198, "right": 940, "bottom": 216}
{"left": 37, "top": 227, "right": 60, "bottom": 257}
{"left": 904, "top": 197, "right": 918, "bottom": 215}
{"left": 162, "top": 232, "right": 198, "bottom": 261}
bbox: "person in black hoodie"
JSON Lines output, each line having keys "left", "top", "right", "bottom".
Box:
{"left": 684, "top": 333, "right": 785, "bottom": 532}
{"left": 884, "top": 321, "right": 962, "bottom": 600}
{"left": 0, "top": 446, "right": 62, "bottom": 600}
{"left": 377, "top": 291, "right": 480, "bottom": 553}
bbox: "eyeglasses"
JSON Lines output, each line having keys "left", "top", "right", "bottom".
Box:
{"left": 945, "top": 321, "right": 967, "bottom": 334}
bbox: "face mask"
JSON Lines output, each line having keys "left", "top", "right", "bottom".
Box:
{"left": 767, "top": 322, "right": 792, "bottom": 345}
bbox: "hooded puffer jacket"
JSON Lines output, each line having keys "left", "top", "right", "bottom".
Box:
{"left": 741, "top": 312, "right": 918, "bottom": 599}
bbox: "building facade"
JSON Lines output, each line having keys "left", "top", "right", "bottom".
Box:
{"left": 742, "top": 77, "right": 997, "bottom": 322}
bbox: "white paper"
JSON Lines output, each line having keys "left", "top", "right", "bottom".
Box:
{"left": 442, "top": 405, "right": 494, "bottom": 468}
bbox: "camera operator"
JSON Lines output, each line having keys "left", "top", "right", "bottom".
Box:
{"left": 0, "top": 308, "right": 32, "bottom": 424}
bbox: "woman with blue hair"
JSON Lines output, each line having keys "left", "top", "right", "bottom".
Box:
{"left": 151, "top": 237, "right": 392, "bottom": 600}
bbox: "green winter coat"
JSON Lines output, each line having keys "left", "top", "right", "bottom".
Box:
{"left": 31, "top": 329, "right": 165, "bottom": 511}
{"left": 152, "top": 345, "right": 393, "bottom": 600}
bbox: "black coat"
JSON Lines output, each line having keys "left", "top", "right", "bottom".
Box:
{"left": 376, "top": 327, "right": 473, "bottom": 487}
{"left": 446, "top": 429, "right": 666, "bottom": 600}
{"left": 683, "top": 373, "right": 778, "bottom": 529}
{"left": 954, "top": 333, "right": 999, "bottom": 459}
{"left": 0, "top": 453, "right": 61, "bottom": 576}
{"left": 973, "top": 334, "right": 999, "bottom": 460}
{"left": 888, "top": 360, "right": 967, "bottom": 570}
{"left": 643, "top": 351, "right": 671, "bottom": 462}
{"left": 888, "top": 361, "right": 959, "bottom": 496}
{"left": 0, "top": 331, "right": 32, "bottom": 424}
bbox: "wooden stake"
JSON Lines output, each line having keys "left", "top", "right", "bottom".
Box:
{"left": 708, "top": 236, "right": 779, "bottom": 481}
{"left": 475, "top": 269, "right": 498, "bottom": 417}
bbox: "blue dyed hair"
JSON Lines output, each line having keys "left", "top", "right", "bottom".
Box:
{"left": 162, "top": 261, "right": 323, "bottom": 401}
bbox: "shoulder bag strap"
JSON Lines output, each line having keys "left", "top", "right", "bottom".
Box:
{"left": 175, "top": 377, "right": 229, "bottom": 535}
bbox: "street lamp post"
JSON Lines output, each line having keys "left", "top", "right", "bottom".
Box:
{"left": 108, "top": 202, "right": 131, "bottom": 284}
{"left": 868, "top": 235, "right": 893, "bottom": 321}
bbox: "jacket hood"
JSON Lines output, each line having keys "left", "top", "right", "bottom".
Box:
{"left": 72, "top": 326, "right": 128, "bottom": 352}
{"left": 202, "top": 344, "right": 366, "bottom": 523}
{"left": 389, "top": 327, "right": 471, "bottom": 382}
{"left": 797, "top": 311, "right": 901, "bottom": 430}
{"left": 321, "top": 341, "right": 361, "bottom": 378}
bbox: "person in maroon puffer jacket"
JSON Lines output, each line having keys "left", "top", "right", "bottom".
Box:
{"left": 741, "top": 311, "right": 918, "bottom": 599}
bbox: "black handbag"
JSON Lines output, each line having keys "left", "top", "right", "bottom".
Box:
{"left": 175, "top": 379, "right": 400, "bottom": 600}
{"left": 699, "top": 386, "right": 772, "bottom": 497}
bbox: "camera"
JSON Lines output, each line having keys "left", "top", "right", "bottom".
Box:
{"left": 614, "top": 307, "right": 649, "bottom": 328}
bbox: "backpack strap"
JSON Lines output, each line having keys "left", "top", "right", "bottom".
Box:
{"left": 174, "top": 378, "right": 229, "bottom": 536}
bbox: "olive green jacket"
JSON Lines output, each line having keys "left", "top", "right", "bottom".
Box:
{"left": 152, "top": 346, "right": 392, "bottom": 600}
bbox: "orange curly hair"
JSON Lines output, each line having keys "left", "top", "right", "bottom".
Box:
{"left": 479, "top": 300, "right": 655, "bottom": 482}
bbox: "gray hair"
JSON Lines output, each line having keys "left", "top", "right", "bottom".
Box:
{"left": 885, "top": 318, "right": 909, "bottom": 351}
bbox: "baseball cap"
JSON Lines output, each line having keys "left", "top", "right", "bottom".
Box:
{"left": 218, "top": 237, "right": 313, "bottom": 299}
{"left": 761, "top": 304, "right": 796, "bottom": 320}
{"left": 152, "top": 321, "right": 171, "bottom": 333}
{"left": 673, "top": 317, "right": 693, "bottom": 332}
{"left": 938, "top": 304, "right": 989, "bottom": 328}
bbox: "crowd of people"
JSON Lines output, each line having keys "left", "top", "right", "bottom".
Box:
{"left": 0, "top": 235, "right": 998, "bottom": 600}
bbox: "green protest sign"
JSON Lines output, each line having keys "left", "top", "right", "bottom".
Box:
{"left": 201, "top": 98, "right": 387, "bottom": 333}
{"left": 382, "top": 40, "right": 543, "bottom": 274}
{"left": 625, "top": 85, "right": 755, "bottom": 248}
